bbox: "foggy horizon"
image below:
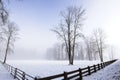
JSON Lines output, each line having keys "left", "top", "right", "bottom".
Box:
{"left": 1, "top": 0, "right": 120, "bottom": 60}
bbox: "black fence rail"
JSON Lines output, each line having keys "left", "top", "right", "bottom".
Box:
{"left": 1, "top": 59, "right": 117, "bottom": 80}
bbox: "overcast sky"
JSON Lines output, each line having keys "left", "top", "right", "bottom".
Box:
{"left": 4, "top": 0, "right": 120, "bottom": 60}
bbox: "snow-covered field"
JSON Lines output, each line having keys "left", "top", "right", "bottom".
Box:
{"left": 6, "top": 60, "right": 120, "bottom": 80}
{"left": 7, "top": 60, "right": 100, "bottom": 78}
{"left": 0, "top": 60, "right": 119, "bottom": 80}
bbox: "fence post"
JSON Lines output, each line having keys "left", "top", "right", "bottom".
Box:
{"left": 9, "top": 66, "right": 11, "bottom": 72}
{"left": 103, "top": 63, "right": 105, "bottom": 68}
{"left": 14, "top": 68, "right": 17, "bottom": 79}
{"left": 98, "top": 64, "right": 100, "bottom": 70}
{"left": 8, "top": 65, "right": 10, "bottom": 71}
{"left": 64, "top": 72, "right": 68, "bottom": 80}
{"left": 101, "top": 63, "right": 103, "bottom": 69}
{"left": 88, "top": 66, "right": 91, "bottom": 75}
{"left": 11, "top": 67, "right": 12, "bottom": 75}
{"left": 99, "top": 63, "right": 101, "bottom": 69}
{"left": 22, "top": 72, "right": 25, "bottom": 80}
{"left": 102, "top": 63, "right": 104, "bottom": 68}
{"left": 34, "top": 77, "right": 38, "bottom": 80}
{"left": 79, "top": 68, "right": 82, "bottom": 80}
{"left": 94, "top": 65, "right": 96, "bottom": 72}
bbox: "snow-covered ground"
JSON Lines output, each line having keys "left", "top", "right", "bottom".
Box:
{"left": 84, "top": 60, "right": 120, "bottom": 80}
{"left": 0, "top": 63, "right": 16, "bottom": 80}
{"left": 6, "top": 60, "right": 120, "bottom": 80}
{"left": 7, "top": 60, "right": 100, "bottom": 78}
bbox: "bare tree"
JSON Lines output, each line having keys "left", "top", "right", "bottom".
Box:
{"left": 46, "top": 43, "right": 68, "bottom": 60}
{"left": 90, "top": 38, "right": 99, "bottom": 60}
{"left": 93, "top": 28, "right": 106, "bottom": 62}
{"left": 0, "top": 0, "right": 21, "bottom": 25}
{"left": 0, "top": 0, "right": 8, "bottom": 25}
{"left": 73, "top": 42, "right": 85, "bottom": 60}
{"left": 0, "top": 0, "right": 23, "bottom": 24}
{"left": 109, "top": 45, "right": 115, "bottom": 60}
{"left": 78, "top": 44, "right": 84, "bottom": 60}
{"left": 83, "top": 36, "right": 98, "bottom": 60}
{"left": 52, "top": 6, "right": 85, "bottom": 65}
{"left": 84, "top": 37, "right": 92, "bottom": 60}
{"left": 2, "top": 21, "right": 19, "bottom": 63}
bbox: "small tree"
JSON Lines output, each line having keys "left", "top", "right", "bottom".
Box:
{"left": 3, "top": 21, "right": 19, "bottom": 63}
{"left": 93, "top": 28, "right": 106, "bottom": 62}
{"left": 52, "top": 6, "right": 85, "bottom": 65}
{"left": 83, "top": 36, "right": 98, "bottom": 60}
{"left": 46, "top": 43, "right": 68, "bottom": 60}
{"left": 109, "top": 45, "right": 115, "bottom": 60}
{"left": 84, "top": 37, "right": 92, "bottom": 60}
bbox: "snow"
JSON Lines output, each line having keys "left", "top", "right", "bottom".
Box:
{"left": 6, "top": 60, "right": 120, "bottom": 80}
{"left": 84, "top": 60, "right": 120, "bottom": 80}
{"left": 0, "top": 60, "right": 120, "bottom": 80}
{"left": 0, "top": 62, "right": 16, "bottom": 80}
{"left": 7, "top": 60, "right": 100, "bottom": 78}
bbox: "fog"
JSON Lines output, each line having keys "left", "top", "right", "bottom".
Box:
{"left": 2, "top": 0, "right": 120, "bottom": 60}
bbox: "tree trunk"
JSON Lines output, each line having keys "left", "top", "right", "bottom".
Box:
{"left": 100, "top": 39, "right": 103, "bottom": 62}
{"left": 68, "top": 22, "right": 72, "bottom": 65}
{"left": 3, "top": 35, "right": 10, "bottom": 64}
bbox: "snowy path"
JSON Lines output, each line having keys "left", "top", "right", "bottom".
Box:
{"left": 0, "top": 63, "right": 15, "bottom": 80}
{"left": 84, "top": 60, "right": 120, "bottom": 80}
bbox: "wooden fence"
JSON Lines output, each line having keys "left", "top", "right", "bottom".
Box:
{"left": 1, "top": 59, "right": 117, "bottom": 80}
{"left": 36, "top": 59, "right": 117, "bottom": 80}
{"left": 3, "top": 63, "right": 35, "bottom": 80}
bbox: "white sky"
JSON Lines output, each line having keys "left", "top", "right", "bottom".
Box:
{"left": 4, "top": 0, "right": 120, "bottom": 60}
